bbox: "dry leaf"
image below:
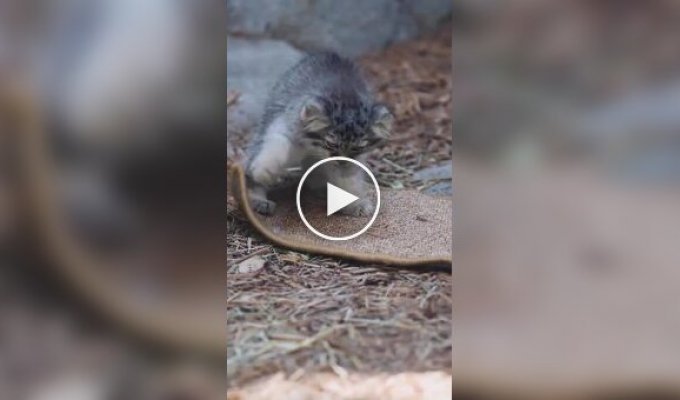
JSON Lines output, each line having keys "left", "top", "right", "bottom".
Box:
{"left": 279, "top": 253, "right": 307, "bottom": 263}
{"left": 237, "top": 256, "right": 265, "bottom": 273}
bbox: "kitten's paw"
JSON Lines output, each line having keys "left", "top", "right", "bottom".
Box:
{"left": 251, "top": 198, "right": 277, "bottom": 215}
{"left": 339, "top": 198, "right": 374, "bottom": 217}
{"left": 249, "top": 166, "right": 277, "bottom": 186}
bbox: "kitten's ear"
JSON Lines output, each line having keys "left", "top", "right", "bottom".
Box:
{"left": 300, "top": 98, "right": 329, "bottom": 132}
{"left": 371, "top": 104, "right": 394, "bottom": 139}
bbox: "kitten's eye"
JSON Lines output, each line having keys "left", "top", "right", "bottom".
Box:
{"left": 306, "top": 131, "right": 323, "bottom": 140}
{"left": 358, "top": 139, "right": 369, "bottom": 147}
{"left": 326, "top": 134, "right": 338, "bottom": 145}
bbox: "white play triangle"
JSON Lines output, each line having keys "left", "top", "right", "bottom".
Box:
{"left": 326, "top": 183, "right": 359, "bottom": 216}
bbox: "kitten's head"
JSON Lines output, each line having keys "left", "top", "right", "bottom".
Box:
{"left": 299, "top": 96, "right": 393, "bottom": 157}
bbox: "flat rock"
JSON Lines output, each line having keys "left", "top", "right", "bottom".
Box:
{"left": 227, "top": 37, "right": 303, "bottom": 132}
{"left": 226, "top": 0, "right": 452, "bottom": 57}
{"left": 413, "top": 162, "right": 453, "bottom": 182}
{"left": 422, "top": 181, "right": 453, "bottom": 196}
{"left": 412, "top": 163, "right": 453, "bottom": 196}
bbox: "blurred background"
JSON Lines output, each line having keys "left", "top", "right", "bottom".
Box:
{"left": 452, "top": 0, "right": 680, "bottom": 398}
{"left": 1, "top": 0, "right": 225, "bottom": 398}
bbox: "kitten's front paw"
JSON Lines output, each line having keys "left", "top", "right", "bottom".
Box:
{"left": 339, "top": 198, "right": 374, "bottom": 217}
{"left": 249, "top": 166, "right": 277, "bottom": 186}
{"left": 251, "top": 198, "right": 277, "bottom": 215}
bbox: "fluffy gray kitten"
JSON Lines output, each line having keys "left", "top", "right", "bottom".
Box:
{"left": 245, "top": 52, "right": 393, "bottom": 215}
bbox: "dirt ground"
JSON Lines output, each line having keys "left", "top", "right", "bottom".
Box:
{"left": 227, "top": 26, "right": 452, "bottom": 389}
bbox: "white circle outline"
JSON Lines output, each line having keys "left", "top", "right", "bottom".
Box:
{"left": 296, "top": 157, "right": 380, "bottom": 241}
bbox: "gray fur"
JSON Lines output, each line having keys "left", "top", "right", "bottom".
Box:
{"left": 245, "top": 52, "right": 393, "bottom": 215}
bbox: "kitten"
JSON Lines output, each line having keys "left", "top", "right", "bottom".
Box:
{"left": 245, "top": 52, "right": 393, "bottom": 216}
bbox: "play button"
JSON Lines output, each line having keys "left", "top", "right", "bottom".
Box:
{"left": 326, "top": 183, "right": 359, "bottom": 216}
{"left": 296, "top": 156, "right": 380, "bottom": 241}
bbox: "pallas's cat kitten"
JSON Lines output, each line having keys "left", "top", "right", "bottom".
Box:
{"left": 245, "top": 52, "right": 393, "bottom": 216}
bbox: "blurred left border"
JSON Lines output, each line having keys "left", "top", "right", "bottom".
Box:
{"left": 0, "top": 1, "right": 226, "bottom": 398}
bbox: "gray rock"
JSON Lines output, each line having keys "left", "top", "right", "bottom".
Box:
{"left": 413, "top": 162, "right": 453, "bottom": 196}
{"left": 413, "top": 162, "right": 453, "bottom": 182}
{"left": 403, "top": 0, "right": 458, "bottom": 30}
{"left": 423, "top": 181, "right": 453, "bottom": 196}
{"left": 227, "top": 36, "right": 303, "bottom": 131}
{"left": 226, "top": 0, "right": 452, "bottom": 57}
